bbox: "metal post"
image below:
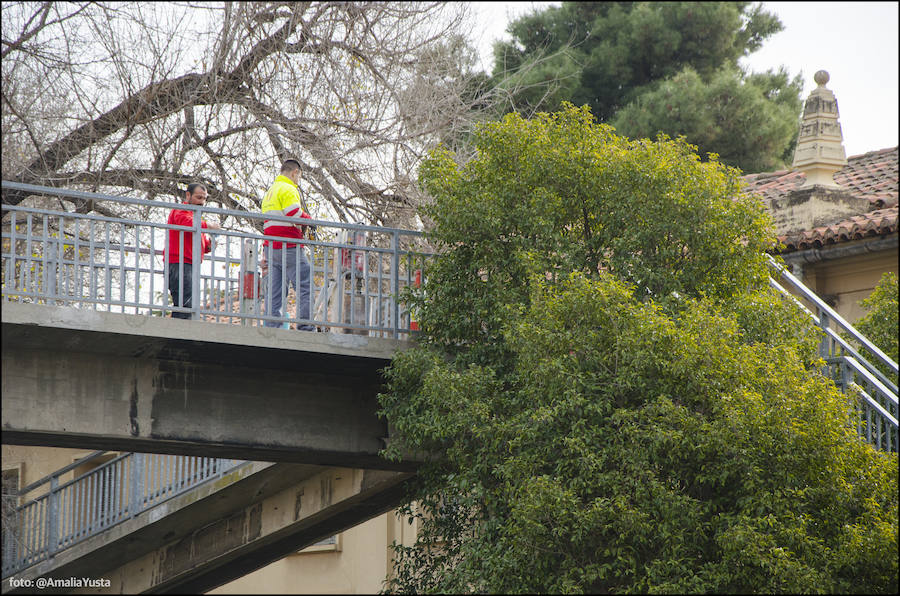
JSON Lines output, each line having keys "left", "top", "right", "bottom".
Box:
{"left": 391, "top": 231, "right": 399, "bottom": 339}
{"left": 47, "top": 475, "right": 59, "bottom": 555}
{"left": 130, "top": 453, "right": 144, "bottom": 518}
{"left": 191, "top": 206, "right": 202, "bottom": 320}
{"left": 818, "top": 309, "right": 831, "bottom": 369}
{"left": 240, "top": 239, "right": 259, "bottom": 324}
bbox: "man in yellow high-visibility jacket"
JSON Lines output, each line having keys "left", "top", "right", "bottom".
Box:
{"left": 261, "top": 158, "right": 315, "bottom": 330}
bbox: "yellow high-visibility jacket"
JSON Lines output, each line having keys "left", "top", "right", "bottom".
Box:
{"left": 261, "top": 175, "right": 311, "bottom": 249}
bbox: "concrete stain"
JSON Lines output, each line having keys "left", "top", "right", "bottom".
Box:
{"left": 129, "top": 378, "right": 140, "bottom": 436}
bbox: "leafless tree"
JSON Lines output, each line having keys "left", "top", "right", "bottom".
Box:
{"left": 1, "top": 1, "right": 512, "bottom": 230}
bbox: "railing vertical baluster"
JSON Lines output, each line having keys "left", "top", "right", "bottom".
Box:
{"left": 40, "top": 214, "right": 50, "bottom": 303}
{"left": 47, "top": 476, "right": 59, "bottom": 556}
{"left": 88, "top": 220, "right": 96, "bottom": 306}
{"left": 91, "top": 472, "right": 99, "bottom": 535}
{"left": 377, "top": 250, "right": 384, "bottom": 335}
{"left": 160, "top": 455, "right": 166, "bottom": 499}
{"left": 156, "top": 454, "right": 163, "bottom": 503}
{"left": 867, "top": 408, "right": 874, "bottom": 445}
{"left": 24, "top": 504, "right": 30, "bottom": 564}
{"left": 83, "top": 474, "right": 91, "bottom": 537}
{"left": 134, "top": 225, "right": 140, "bottom": 313}
{"left": 23, "top": 502, "right": 30, "bottom": 564}
{"left": 40, "top": 497, "right": 46, "bottom": 559}
{"left": 74, "top": 475, "right": 82, "bottom": 539}
{"left": 224, "top": 234, "right": 231, "bottom": 319}
{"left": 73, "top": 219, "right": 82, "bottom": 306}
{"left": 29, "top": 503, "right": 35, "bottom": 563}
{"left": 55, "top": 215, "right": 64, "bottom": 302}
{"left": 6, "top": 212, "right": 16, "bottom": 298}
{"left": 23, "top": 214, "right": 32, "bottom": 298}
{"left": 130, "top": 453, "right": 143, "bottom": 517}
{"left": 60, "top": 483, "right": 68, "bottom": 546}
{"left": 106, "top": 464, "right": 112, "bottom": 526}
{"left": 27, "top": 504, "right": 34, "bottom": 563}
{"left": 99, "top": 468, "right": 106, "bottom": 530}
{"left": 103, "top": 221, "right": 111, "bottom": 311}
{"left": 150, "top": 225, "right": 157, "bottom": 315}
{"left": 118, "top": 223, "right": 126, "bottom": 311}
{"left": 107, "top": 463, "right": 114, "bottom": 524}
{"left": 113, "top": 460, "right": 121, "bottom": 521}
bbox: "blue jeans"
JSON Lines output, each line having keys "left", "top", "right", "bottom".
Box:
{"left": 264, "top": 246, "right": 313, "bottom": 330}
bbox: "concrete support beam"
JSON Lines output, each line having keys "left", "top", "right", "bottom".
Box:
{"left": 4, "top": 462, "right": 413, "bottom": 594}
{"left": 2, "top": 303, "right": 416, "bottom": 471}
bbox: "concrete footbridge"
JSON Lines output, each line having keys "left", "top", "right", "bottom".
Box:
{"left": 2, "top": 182, "right": 425, "bottom": 592}
{"left": 2, "top": 181, "right": 427, "bottom": 465}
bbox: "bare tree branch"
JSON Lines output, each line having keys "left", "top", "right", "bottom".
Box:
{"left": 1, "top": 2, "right": 516, "bottom": 232}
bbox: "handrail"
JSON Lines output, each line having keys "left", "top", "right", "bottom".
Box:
{"left": 768, "top": 270, "right": 898, "bottom": 392}
{"left": 766, "top": 255, "right": 897, "bottom": 453}
{"left": 2, "top": 452, "right": 247, "bottom": 578}
{"left": 823, "top": 327, "right": 899, "bottom": 394}
{"left": 850, "top": 383, "right": 899, "bottom": 426}
{"left": 766, "top": 255, "right": 898, "bottom": 375}
{"left": 2, "top": 181, "right": 430, "bottom": 336}
{"left": 16, "top": 451, "right": 106, "bottom": 497}
{"left": 844, "top": 356, "right": 900, "bottom": 414}
{"left": 1, "top": 180, "right": 426, "bottom": 236}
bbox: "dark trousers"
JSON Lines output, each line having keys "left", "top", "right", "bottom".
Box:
{"left": 168, "top": 262, "right": 193, "bottom": 319}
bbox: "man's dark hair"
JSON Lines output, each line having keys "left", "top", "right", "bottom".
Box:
{"left": 186, "top": 182, "right": 207, "bottom": 195}
{"left": 280, "top": 158, "right": 301, "bottom": 175}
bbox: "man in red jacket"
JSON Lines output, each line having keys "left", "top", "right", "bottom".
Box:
{"left": 165, "top": 183, "right": 220, "bottom": 319}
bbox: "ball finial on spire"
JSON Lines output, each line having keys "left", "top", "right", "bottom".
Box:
{"left": 814, "top": 70, "right": 830, "bottom": 86}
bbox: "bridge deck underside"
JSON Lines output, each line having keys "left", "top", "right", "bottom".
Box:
{"left": 2, "top": 302, "right": 416, "bottom": 471}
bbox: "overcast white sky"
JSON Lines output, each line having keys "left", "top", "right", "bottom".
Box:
{"left": 469, "top": 1, "right": 899, "bottom": 158}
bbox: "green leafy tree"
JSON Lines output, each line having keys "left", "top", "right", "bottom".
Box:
{"left": 856, "top": 272, "right": 899, "bottom": 378}
{"left": 378, "top": 105, "right": 898, "bottom": 593}
{"left": 611, "top": 66, "right": 801, "bottom": 173}
{"left": 491, "top": 1, "right": 802, "bottom": 172}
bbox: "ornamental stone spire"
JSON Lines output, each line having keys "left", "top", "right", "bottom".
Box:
{"left": 791, "top": 70, "right": 848, "bottom": 187}
{"left": 767, "top": 70, "right": 868, "bottom": 235}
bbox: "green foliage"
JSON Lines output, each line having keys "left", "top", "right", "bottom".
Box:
{"left": 855, "top": 272, "right": 899, "bottom": 378}
{"left": 414, "top": 104, "right": 773, "bottom": 351}
{"left": 611, "top": 66, "right": 803, "bottom": 173}
{"left": 379, "top": 105, "right": 899, "bottom": 593}
{"left": 491, "top": 1, "right": 801, "bottom": 172}
{"left": 382, "top": 275, "right": 898, "bottom": 593}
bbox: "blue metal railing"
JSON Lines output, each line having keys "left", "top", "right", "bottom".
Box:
{"left": 2, "top": 181, "right": 429, "bottom": 338}
{"left": 1, "top": 451, "right": 246, "bottom": 578}
{"left": 767, "top": 256, "right": 898, "bottom": 452}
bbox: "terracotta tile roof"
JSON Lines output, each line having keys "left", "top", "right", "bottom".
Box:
{"left": 834, "top": 147, "right": 899, "bottom": 207}
{"left": 778, "top": 206, "right": 898, "bottom": 251}
{"left": 743, "top": 147, "right": 898, "bottom": 209}
{"left": 742, "top": 147, "right": 898, "bottom": 251}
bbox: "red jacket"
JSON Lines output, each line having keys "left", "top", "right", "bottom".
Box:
{"left": 166, "top": 207, "right": 211, "bottom": 264}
